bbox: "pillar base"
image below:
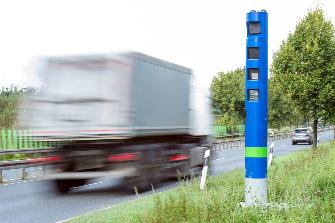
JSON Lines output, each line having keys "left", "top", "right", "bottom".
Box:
{"left": 245, "top": 178, "right": 267, "bottom": 207}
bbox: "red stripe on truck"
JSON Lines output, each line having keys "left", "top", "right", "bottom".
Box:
{"left": 107, "top": 153, "right": 139, "bottom": 162}
{"left": 32, "top": 131, "right": 65, "bottom": 134}
{"left": 27, "top": 155, "right": 61, "bottom": 164}
{"left": 169, "top": 154, "right": 190, "bottom": 161}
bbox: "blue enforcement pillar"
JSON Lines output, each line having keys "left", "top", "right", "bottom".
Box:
{"left": 245, "top": 10, "right": 268, "bottom": 206}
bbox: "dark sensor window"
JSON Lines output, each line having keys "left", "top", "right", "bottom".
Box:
{"left": 248, "top": 68, "right": 259, "bottom": 80}
{"left": 248, "top": 22, "right": 261, "bottom": 34}
{"left": 248, "top": 47, "right": 259, "bottom": 59}
{"left": 248, "top": 89, "right": 259, "bottom": 101}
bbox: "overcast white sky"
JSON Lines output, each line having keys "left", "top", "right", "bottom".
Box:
{"left": 1, "top": 0, "right": 335, "bottom": 88}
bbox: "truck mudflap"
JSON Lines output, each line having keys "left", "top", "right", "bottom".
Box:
{"left": 46, "top": 167, "right": 136, "bottom": 179}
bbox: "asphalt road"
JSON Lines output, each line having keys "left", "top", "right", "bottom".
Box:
{"left": 0, "top": 130, "right": 333, "bottom": 223}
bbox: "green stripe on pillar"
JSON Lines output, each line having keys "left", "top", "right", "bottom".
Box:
{"left": 245, "top": 147, "right": 267, "bottom": 158}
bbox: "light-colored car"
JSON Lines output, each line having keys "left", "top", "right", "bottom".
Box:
{"left": 268, "top": 129, "right": 275, "bottom": 136}
{"left": 291, "top": 128, "right": 313, "bottom": 145}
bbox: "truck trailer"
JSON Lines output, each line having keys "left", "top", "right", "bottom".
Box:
{"left": 19, "top": 51, "right": 212, "bottom": 193}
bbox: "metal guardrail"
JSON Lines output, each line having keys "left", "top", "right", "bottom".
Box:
{"left": 0, "top": 148, "right": 57, "bottom": 184}
{"left": 0, "top": 148, "right": 54, "bottom": 156}
{"left": 212, "top": 133, "right": 291, "bottom": 151}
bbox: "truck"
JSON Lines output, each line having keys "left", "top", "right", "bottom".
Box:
{"left": 19, "top": 51, "right": 212, "bottom": 193}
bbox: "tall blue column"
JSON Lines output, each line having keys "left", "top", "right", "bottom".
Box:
{"left": 245, "top": 10, "right": 268, "bottom": 206}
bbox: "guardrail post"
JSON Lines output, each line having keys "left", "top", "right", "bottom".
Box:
{"left": 22, "top": 167, "right": 28, "bottom": 180}
{"left": 200, "top": 149, "right": 211, "bottom": 190}
{"left": 268, "top": 143, "right": 274, "bottom": 167}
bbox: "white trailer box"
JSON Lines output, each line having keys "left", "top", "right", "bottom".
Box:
{"left": 20, "top": 52, "right": 196, "bottom": 140}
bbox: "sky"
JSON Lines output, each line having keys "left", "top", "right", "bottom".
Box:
{"left": 1, "top": 0, "right": 335, "bottom": 89}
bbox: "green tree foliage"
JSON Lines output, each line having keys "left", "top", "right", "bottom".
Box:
{"left": 210, "top": 68, "right": 245, "bottom": 132}
{"left": 0, "top": 86, "right": 21, "bottom": 128}
{"left": 271, "top": 8, "right": 335, "bottom": 147}
{"left": 0, "top": 86, "right": 37, "bottom": 128}
{"left": 268, "top": 78, "right": 302, "bottom": 129}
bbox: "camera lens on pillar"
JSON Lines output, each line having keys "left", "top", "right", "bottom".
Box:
{"left": 248, "top": 68, "right": 259, "bottom": 80}
{"left": 248, "top": 47, "right": 259, "bottom": 59}
{"left": 248, "top": 22, "right": 261, "bottom": 34}
{"left": 248, "top": 89, "right": 259, "bottom": 101}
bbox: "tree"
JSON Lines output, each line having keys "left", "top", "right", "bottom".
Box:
{"left": 268, "top": 78, "right": 292, "bottom": 129}
{"left": 271, "top": 8, "right": 335, "bottom": 147}
{"left": 0, "top": 86, "right": 37, "bottom": 128}
{"left": 210, "top": 68, "right": 245, "bottom": 131}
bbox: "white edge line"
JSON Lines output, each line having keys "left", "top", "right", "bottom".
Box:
{"left": 56, "top": 189, "right": 168, "bottom": 223}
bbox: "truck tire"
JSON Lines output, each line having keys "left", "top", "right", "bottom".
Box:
{"left": 121, "top": 146, "right": 163, "bottom": 193}
{"left": 122, "top": 167, "right": 161, "bottom": 193}
{"left": 54, "top": 179, "right": 87, "bottom": 193}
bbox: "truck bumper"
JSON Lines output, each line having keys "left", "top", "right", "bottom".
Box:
{"left": 45, "top": 167, "right": 136, "bottom": 179}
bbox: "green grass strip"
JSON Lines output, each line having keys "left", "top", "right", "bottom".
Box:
{"left": 245, "top": 147, "right": 267, "bottom": 158}
{"left": 68, "top": 141, "right": 335, "bottom": 223}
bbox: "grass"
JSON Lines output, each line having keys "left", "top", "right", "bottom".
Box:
{"left": 0, "top": 154, "right": 33, "bottom": 161}
{"left": 68, "top": 141, "right": 335, "bottom": 223}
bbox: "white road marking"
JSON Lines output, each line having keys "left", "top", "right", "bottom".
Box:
{"left": 212, "top": 157, "right": 224, "bottom": 161}
{"left": 73, "top": 181, "right": 104, "bottom": 189}
{"left": 0, "top": 177, "right": 44, "bottom": 186}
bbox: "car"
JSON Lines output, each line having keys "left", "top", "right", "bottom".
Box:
{"left": 291, "top": 128, "right": 313, "bottom": 145}
{"left": 268, "top": 129, "right": 275, "bottom": 136}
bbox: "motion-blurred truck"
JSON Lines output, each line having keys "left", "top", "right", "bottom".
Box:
{"left": 19, "top": 52, "right": 212, "bottom": 193}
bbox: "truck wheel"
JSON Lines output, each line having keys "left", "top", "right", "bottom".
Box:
{"left": 122, "top": 167, "right": 161, "bottom": 193}
{"left": 54, "top": 179, "right": 87, "bottom": 193}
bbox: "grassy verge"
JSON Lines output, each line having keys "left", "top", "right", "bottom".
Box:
{"left": 0, "top": 153, "right": 32, "bottom": 161}
{"left": 69, "top": 141, "right": 335, "bottom": 223}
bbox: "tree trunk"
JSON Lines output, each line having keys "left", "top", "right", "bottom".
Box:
{"left": 312, "top": 119, "right": 318, "bottom": 148}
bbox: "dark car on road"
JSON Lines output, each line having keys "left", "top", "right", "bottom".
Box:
{"left": 291, "top": 128, "right": 313, "bottom": 145}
